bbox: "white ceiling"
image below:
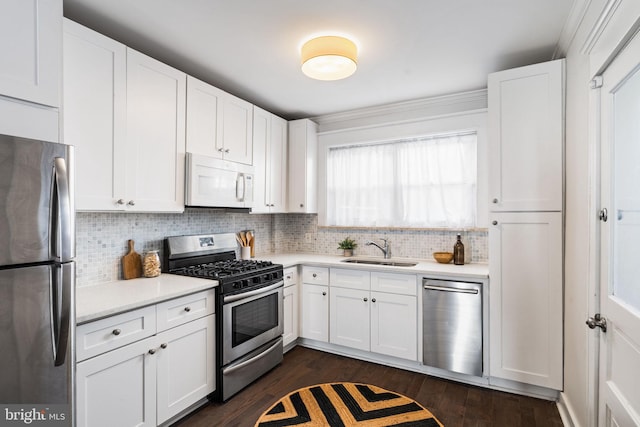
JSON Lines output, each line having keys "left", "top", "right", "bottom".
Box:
{"left": 63, "top": 0, "right": 578, "bottom": 120}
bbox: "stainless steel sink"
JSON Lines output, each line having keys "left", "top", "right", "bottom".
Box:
{"left": 341, "top": 258, "right": 417, "bottom": 267}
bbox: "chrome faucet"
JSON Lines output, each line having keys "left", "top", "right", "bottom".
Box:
{"left": 366, "top": 238, "right": 391, "bottom": 259}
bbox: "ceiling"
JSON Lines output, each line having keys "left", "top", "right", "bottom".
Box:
{"left": 63, "top": 0, "right": 578, "bottom": 120}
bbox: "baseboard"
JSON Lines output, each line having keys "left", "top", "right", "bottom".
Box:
{"left": 557, "top": 392, "right": 579, "bottom": 427}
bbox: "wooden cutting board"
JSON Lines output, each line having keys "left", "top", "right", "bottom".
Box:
{"left": 122, "top": 239, "right": 143, "bottom": 279}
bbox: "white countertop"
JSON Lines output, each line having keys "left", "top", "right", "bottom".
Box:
{"left": 76, "top": 254, "right": 487, "bottom": 325}
{"left": 76, "top": 274, "right": 217, "bottom": 324}
{"left": 261, "top": 253, "right": 489, "bottom": 279}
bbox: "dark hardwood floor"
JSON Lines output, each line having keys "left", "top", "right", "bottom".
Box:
{"left": 173, "top": 346, "right": 564, "bottom": 427}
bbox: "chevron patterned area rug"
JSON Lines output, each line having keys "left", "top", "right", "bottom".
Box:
{"left": 255, "top": 382, "right": 443, "bottom": 426}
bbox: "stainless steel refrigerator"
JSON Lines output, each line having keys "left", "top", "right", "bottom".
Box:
{"left": 0, "top": 134, "right": 75, "bottom": 426}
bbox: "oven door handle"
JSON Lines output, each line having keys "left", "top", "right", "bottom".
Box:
{"left": 223, "top": 338, "right": 282, "bottom": 375}
{"left": 223, "top": 281, "right": 284, "bottom": 303}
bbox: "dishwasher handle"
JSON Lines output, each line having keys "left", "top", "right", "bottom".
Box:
{"left": 423, "top": 284, "right": 479, "bottom": 294}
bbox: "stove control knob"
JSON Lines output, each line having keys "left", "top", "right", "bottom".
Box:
{"left": 232, "top": 282, "right": 240, "bottom": 289}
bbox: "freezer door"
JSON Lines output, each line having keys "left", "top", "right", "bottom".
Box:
{"left": 0, "top": 134, "right": 75, "bottom": 266}
{"left": 0, "top": 263, "right": 74, "bottom": 408}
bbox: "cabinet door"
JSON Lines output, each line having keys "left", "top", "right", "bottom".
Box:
{"left": 330, "top": 287, "right": 370, "bottom": 351}
{"left": 0, "top": 0, "right": 60, "bottom": 107}
{"left": 221, "top": 93, "right": 253, "bottom": 165}
{"left": 300, "top": 283, "right": 329, "bottom": 342}
{"left": 63, "top": 19, "right": 127, "bottom": 211}
{"left": 370, "top": 292, "right": 417, "bottom": 361}
{"left": 126, "top": 48, "right": 186, "bottom": 212}
{"left": 76, "top": 336, "right": 157, "bottom": 427}
{"left": 288, "top": 119, "right": 318, "bottom": 213}
{"left": 186, "top": 76, "right": 224, "bottom": 159}
{"left": 488, "top": 59, "right": 563, "bottom": 212}
{"left": 156, "top": 315, "right": 215, "bottom": 424}
{"left": 251, "top": 106, "right": 271, "bottom": 213}
{"left": 283, "top": 284, "right": 299, "bottom": 348}
{"left": 488, "top": 211, "right": 562, "bottom": 389}
{"left": 269, "top": 115, "right": 288, "bottom": 212}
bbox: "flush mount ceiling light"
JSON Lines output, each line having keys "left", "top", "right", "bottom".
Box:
{"left": 301, "top": 35, "right": 358, "bottom": 81}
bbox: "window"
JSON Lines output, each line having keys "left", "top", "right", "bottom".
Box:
{"left": 326, "top": 132, "right": 477, "bottom": 228}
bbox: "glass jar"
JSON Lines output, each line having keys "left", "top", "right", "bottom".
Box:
{"left": 143, "top": 250, "right": 161, "bottom": 278}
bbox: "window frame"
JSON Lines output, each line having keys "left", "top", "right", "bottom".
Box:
{"left": 317, "top": 111, "right": 488, "bottom": 229}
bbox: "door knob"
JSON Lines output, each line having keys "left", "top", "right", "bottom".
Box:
{"left": 586, "top": 313, "right": 607, "bottom": 332}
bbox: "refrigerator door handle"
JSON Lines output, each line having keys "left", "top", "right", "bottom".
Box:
{"left": 52, "top": 157, "right": 73, "bottom": 262}
{"left": 52, "top": 263, "right": 73, "bottom": 366}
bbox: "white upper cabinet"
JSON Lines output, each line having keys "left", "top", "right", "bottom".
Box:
{"left": 0, "top": 0, "right": 61, "bottom": 107}
{"left": 288, "top": 119, "right": 318, "bottom": 213}
{"left": 186, "top": 76, "right": 253, "bottom": 165}
{"left": 488, "top": 59, "right": 564, "bottom": 212}
{"left": 126, "top": 48, "right": 186, "bottom": 212}
{"left": 63, "top": 19, "right": 127, "bottom": 211}
{"left": 253, "top": 106, "right": 288, "bottom": 213}
{"left": 63, "top": 20, "right": 186, "bottom": 212}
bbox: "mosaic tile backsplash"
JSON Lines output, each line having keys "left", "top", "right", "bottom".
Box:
{"left": 76, "top": 209, "right": 487, "bottom": 287}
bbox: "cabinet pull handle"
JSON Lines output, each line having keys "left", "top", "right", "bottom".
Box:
{"left": 127, "top": 200, "right": 135, "bottom": 206}
{"left": 300, "top": 204, "right": 304, "bottom": 208}
{"left": 312, "top": 273, "right": 317, "bottom": 278}
{"left": 160, "top": 343, "right": 168, "bottom": 349}
{"left": 372, "top": 298, "right": 376, "bottom": 303}
{"left": 224, "top": 149, "right": 230, "bottom": 153}
{"left": 217, "top": 148, "right": 224, "bottom": 152}
{"left": 286, "top": 275, "right": 292, "bottom": 280}
{"left": 148, "top": 349, "right": 156, "bottom": 355}
{"left": 363, "top": 297, "right": 368, "bottom": 302}
{"left": 112, "top": 329, "right": 122, "bottom": 336}
{"left": 116, "top": 199, "right": 125, "bottom": 205}
{"left": 184, "top": 306, "right": 191, "bottom": 312}
{"left": 322, "top": 291, "right": 327, "bottom": 296}
{"left": 492, "top": 198, "right": 498, "bottom": 204}
{"left": 492, "top": 220, "right": 498, "bottom": 226}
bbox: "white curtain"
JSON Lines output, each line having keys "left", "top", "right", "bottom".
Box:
{"left": 326, "top": 132, "right": 477, "bottom": 228}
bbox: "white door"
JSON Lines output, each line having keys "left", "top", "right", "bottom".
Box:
{"left": 596, "top": 29, "right": 640, "bottom": 426}
{"left": 330, "top": 286, "right": 370, "bottom": 351}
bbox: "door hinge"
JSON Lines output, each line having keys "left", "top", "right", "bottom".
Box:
{"left": 590, "top": 76, "right": 603, "bottom": 89}
{"left": 586, "top": 313, "right": 607, "bottom": 332}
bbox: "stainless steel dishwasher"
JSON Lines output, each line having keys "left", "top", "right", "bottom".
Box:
{"left": 422, "top": 278, "right": 482, "bottom": 376}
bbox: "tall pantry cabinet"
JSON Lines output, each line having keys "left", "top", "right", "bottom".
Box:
{"left": 487, "top": 59, "right": 564, "bottom": 390}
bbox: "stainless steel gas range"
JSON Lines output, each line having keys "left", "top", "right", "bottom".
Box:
{"left": 164, "top": 233, "right": 284, "bottom": 401}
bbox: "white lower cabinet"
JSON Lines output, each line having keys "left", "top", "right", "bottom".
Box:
{"left": 329, "top": 269, "right": 417, "bottom": 361}
{"left": 370, "top": 291, "right": 417, "bottom": 360}
{"left": 76, "top": 335, "right": 157, "bottom": 427}
{"left": 300, "top": 267, "right": 329, "bottom": 342}
{"left": 76, "top": 290, "right": 216, "bottom": 427}
{"left": 283, "top": 267, "right": 299, "bottom": 348}
{"left": 156, "top": 315, "right": 215, "bottom": 424}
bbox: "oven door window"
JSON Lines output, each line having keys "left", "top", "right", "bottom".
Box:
{"left": 232, "top": 292, "right": 279, "bottom": 347}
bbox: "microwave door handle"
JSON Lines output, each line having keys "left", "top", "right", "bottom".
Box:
{"left": 236, "top": 173, "right": 245, "bottom": 202}
{"left": 52, "top": 158, "right": 72, "bottom": 262}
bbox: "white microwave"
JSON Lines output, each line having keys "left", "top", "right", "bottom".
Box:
{"left": 185, "top": 153, "right": 254, "bottom": 209}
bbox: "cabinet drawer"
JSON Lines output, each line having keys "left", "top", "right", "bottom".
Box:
{"left": 330, "top": 268, "right": 370, "bottom": 291}
{"left": 371, "top": 272, "right": 417, "bottom": 296}
{"left": 284, "top": 267, "right": 298, "bottom": 287}
{"left": 76, "top": 305, "right": 156, "bottom": 362}
{"left": 302, "top": 266, "right": 328, "bottom": 285}
{"left": 156, "top": 289, "right": 215, "bottom": 332}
